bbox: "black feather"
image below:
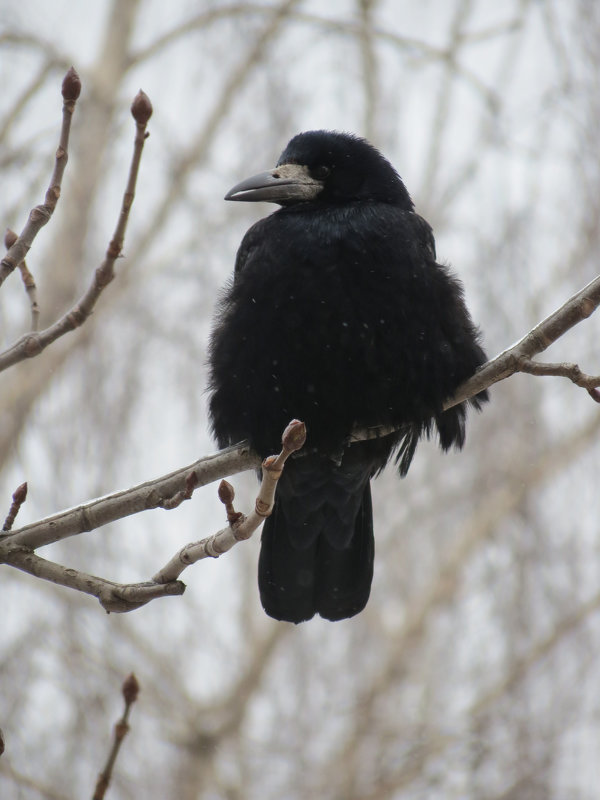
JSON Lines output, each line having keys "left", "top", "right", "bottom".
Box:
{"left": 208, "top": 130, "right": 488, "bottom": 622}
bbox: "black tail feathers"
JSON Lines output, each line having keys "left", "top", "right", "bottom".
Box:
{"left": 258, "top": 484, "right": 374, "bottom": 623}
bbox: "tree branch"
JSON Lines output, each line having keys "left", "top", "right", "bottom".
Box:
{"left": 0, "top": 423, "right": 305, "bottom": 613}
{"left": 4, "top": 228, "right": 40, "bottom": 330}
{"left": 93, "top": 674, "right": 140, "bottom": 800}
{"left": 1, "top": 61, "right": 598, "bottom": 617}
{"left": 0, "top": 89, "right": 153, "bottom": 373}
{"left": 350, "top": 271, "right": 600, "bottom": 442}
{"left": 2, "top": 482, "right": 28, "bottom": 532}
{"left": 516, "top": 357, "right": 600, "bottom": 401}
{"left": 0, "top": 67, "right": 80, "bottom": 288}
{"left": 445, "top": 272, "right": 600, "bottom": 409}
{"left": 153, "top": 420, "right": 306, "bottom": 584}
{"left": 0, "top": 547, "right": 185, "bottom": 612}
{"left": 0, "top": 267, "right": 598, "bottom": 611}
{"left": 5, "top": 443, "right": 259, "bottom": 551}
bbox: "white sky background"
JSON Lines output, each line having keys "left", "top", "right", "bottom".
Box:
{"left": 1, "top": 1, "right": 600, "bottom": 798}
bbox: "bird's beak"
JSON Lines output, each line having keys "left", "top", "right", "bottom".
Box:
{"left": 225, "top": 163, "right": 323, "bottom": 204}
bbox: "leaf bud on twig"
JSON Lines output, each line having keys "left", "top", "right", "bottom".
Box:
{"left": 4, "top": 229, "right": 17, "bottom": 249}
{"left": 61, "top": 66, "right": 81, "bottom": 101}
{"left": 131, "top": 90, "right": 153, "bottom": 125}
{"left": 282, "top": 419, "right": 307, "bottom": 453}
{"left": 122, "top": 673, "right": 140, "bottom": 705}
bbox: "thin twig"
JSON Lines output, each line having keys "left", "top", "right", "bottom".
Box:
{"left": 0, "top": 424, "right": 305, "bottom": 613}
{"left": 445, "top": 272, "right": 600, "bottom": 409}
{"left": 125, "top": 0, "right": 302, "bottom": 280}
{"left": 0, "top": 67, "right": 80, "bottom": 288}
{"left": 0, "top": 90, "right": 153, "bottom": 373}
{"left": 3, "top": 442, "right": 259, "bottom": 551}
{"left": 93, "top": 674, "right": 140, "bottom": 800}
{"left": 422, "top": 0, "right": 474, "bottom": 202}
{"left": 470, "top": 588, "right": 600, "bottom": 717}
{"left": 18, "top": 261, "right": 39, "bottom": 331}
{"left": 0, "top": 763, "right": 70, "bottom": 800}
{"left": 358, "top": 0, "right": 378, "bottom": 142}
{"left": 152, "top": 420, "right": 306, "bottom": 583}
{"left": 517, "top": 357, "right": 600, "bottom": 399}
{"left": 4, "top": 229, "right": 39, "bottom": 330}
{"left": 335, "top": 411, "right": 600, "bottom": 793}
{"left": 0, "top": 547, "right": 185, "bottom": 612}
{"left": 351, "top": 271, "right": 600, "bottom": 441}
{"left": 130, "top": 6, "right": 497, "bottom": 106}
{"left": 0, "top": 60, "right": 56, "bottom": 145}
{"left": 2, "top": 482, "right": 28, "bottom": 532}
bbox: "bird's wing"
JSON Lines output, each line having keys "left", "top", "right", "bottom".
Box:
{"left": 411, "top": 212, "right": 436, "bottom": 261}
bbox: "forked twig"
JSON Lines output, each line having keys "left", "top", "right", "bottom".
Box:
{"left": 0, "top": 423, "right": 305, "bottom": 613}
{"left": 4, "top": 229, "right": 39, "bottom": 330}
{"left": 0, "top": 89, "right": 154, "bottom": 373}
{"left": 153, "top": 420, "right": 306, "bottom": 583}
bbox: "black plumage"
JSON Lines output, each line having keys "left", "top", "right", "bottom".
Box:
{"left": 208, "top": 130, "right": 488, "bottom": 623}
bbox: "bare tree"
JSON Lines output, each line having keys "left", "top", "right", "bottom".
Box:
{"left": 1, "top": 2, "right": 599, "bottom": 799}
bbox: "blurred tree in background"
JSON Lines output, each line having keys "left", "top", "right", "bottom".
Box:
{"left": 1, "top": 1, "right": 599, "bottom": 797}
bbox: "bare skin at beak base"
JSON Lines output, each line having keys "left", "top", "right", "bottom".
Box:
{"left": 225, "top": 163, "right": 323, "bottom": 204}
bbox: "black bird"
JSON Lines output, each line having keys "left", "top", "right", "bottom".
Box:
{"left": 208, "top": 130, "right": 488, "bottom": 623}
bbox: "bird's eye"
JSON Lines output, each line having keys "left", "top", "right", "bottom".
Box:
{"left": 312, "top": 165, "right": 331, "bottom": 180}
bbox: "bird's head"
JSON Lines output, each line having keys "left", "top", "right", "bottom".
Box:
{"left": 225, "top": 130, "right": 413, "bottom": 209}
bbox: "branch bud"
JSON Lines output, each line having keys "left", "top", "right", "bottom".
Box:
{"left": 218, "top": 480, "right": 235, "bottom": 506}
{"left": 131, "top": 90, "right": 153, "bottom": 125}
{"left": 62, "top": 67, "right": 81, "bottom": 101}
{"left": 4, "top": 229, "right": 17, "bottom": 250}
{"left": 185, "top": 470, "right": 199, "bottom": 495}
{"left": 282, "top": 419, "right": 307, "bottom": 453}
{"left": 12, "top": 482, "right": 27, "bottom": 505}
{"left": 122, "top": 673, "right": 139, "bottom": 705}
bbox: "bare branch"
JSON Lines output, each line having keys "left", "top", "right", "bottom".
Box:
{"left": 1, "top": 269, "right": 598, "bottom": 556}
{"left": 4, "top": 228, "right": 39, "bottom": 330}
{"left": 350, "top": 272, "right": 600, "bottom": 444}
{"left": 127, "top": 0, "right": 304, "bottom": 275}
{"left": 0, "top": 60, "right": 56, "bottom": 146}
{"left": 153, "top": 420, "right": 306, "bottom": 583}
{"left": 446, "top": 272, "right": 600, "bottom": 408}
{"left": 0, "top": 546, "right": 185, "bottom": 612}
{"left": 0, "top": 67, "right": 80, "bottom": 288}
{"left": 0, "top": 87, "right": 153, "bottom": 373}
{"left": 4, "top": 444, "right": 259, "bottom": 551}
{"left": 516, "top": 357, "right": 600, "bottom": 395}
{"left": 364, "top": 585, "right": 600, "bottom": 799}
{"left": 422, "top": 0, "right": 475, "bottom": 202}
{"left": 0, "top": 762, "right": 70, "bottom": 800}
{"left": 470, "top": 588, "right": 600, "bottom": 717}
{"left": 0, "top": 423, "right": 305, "bottom": 614}
{"left": 357, "top": 0, "right": 378, "bottom": 142}
{"left": 93, "top": 674, "right": 140, "bottom": 800}
{"left": 129, "top": 6, "right": 499, "bottom": 107}
{"left": 335, "top": 411, "right": 600, "bottom": 785}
